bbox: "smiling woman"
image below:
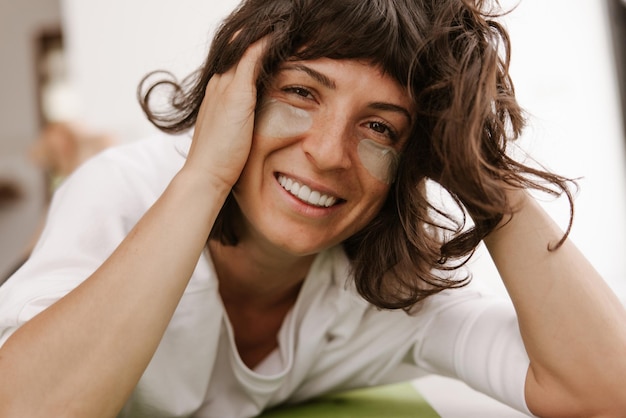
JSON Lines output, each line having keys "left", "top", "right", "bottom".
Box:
{"left": 222, "top": 58, "right": 414, "bottom": 260}
{"left": 1, "top": 0, "right": 626, "bottom": 417}
{"left": 139, "top": 0, "right": 568, "bottom": 310}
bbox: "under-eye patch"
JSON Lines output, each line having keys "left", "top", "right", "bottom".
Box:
{"left": 254, "top": 98, "right": 399, "bottom": 184}
{"left": 357, "top": 138, "right": 400, "bottom": 184}
{"left": 255, "top": 99, "right": 313, "bottom": 138}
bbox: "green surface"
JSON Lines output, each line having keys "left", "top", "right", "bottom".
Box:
{"left": 258, "top": 382, "right": 441, "bottom": 417}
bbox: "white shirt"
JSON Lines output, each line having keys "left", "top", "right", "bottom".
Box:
{"left": 0, "top": 135, "right": 533, "bottom": 417}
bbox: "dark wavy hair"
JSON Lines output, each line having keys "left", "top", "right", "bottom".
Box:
{"left": 138, "top": 0, "right": 575, "bottom": 311}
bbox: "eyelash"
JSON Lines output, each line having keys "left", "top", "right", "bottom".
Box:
{"left": 367, "top": 121, "right": 399, "bottom": 143}
{"left": 281, "top": 85, "right": 399, "bottom": 143}
{"left": 283, "top": 86, "right": 313, "bottom": 99}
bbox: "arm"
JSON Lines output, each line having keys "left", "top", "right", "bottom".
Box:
{"left": 0, "top": 40, "right": 266, "bottom": 418}
{"left": 483, "top": 190, "right": 626, "bottom": 418}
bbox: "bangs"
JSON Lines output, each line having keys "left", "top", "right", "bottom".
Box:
{"left": 269, "top": 0, "right": 420, "bottom": 89}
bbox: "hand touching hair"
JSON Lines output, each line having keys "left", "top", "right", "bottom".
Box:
{"left": 138, "top": 0, "right": 575, "bottom": 310}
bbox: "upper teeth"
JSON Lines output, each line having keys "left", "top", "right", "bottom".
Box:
{"left": 278, "top": 175, "right": 338, "bottom": 207}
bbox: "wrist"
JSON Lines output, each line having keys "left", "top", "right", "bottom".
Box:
{"left": 175, "top": 164, "right": 233, "bottom": 199}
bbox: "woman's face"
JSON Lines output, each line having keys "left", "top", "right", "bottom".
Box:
{"left": 233, "top": 58, "right": 413, "bottom": 256}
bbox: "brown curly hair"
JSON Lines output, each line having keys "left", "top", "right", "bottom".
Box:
{"left": 138, "top": 0, "right": 575, "bottom": 311}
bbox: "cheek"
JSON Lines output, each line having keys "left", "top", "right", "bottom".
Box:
{"left": 357, "top": 138, "right": 399, "bottom": 185}
{"left": 255, "top": 99, "right": 312, "bottom": 138}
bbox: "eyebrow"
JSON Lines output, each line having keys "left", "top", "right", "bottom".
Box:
{"left": 368, "top": 102, "right": 413, "bottom": 126}
{"left": 283, "top": 63, "right": 337, "bottom": 90}
{"left": 281, "top": 63, "right": 413, "bottom": 125}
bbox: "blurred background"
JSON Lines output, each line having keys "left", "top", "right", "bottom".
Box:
{"left": 1, "top": 0, "right": 625, "bottom": 300}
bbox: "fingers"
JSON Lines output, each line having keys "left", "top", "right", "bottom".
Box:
{"left": 231, "top": 36, "right": 270, "bottom": 86}
{"left": 199, "top": 36, "right": 269, "bottom": 115}
{"left": 185, "top": 37, "right": 270, "bottom": 189}
{"left": 200, "top": 36, "right": 270, "bottom": 120}
{"left": 206, "top": 36, "right": 269, "bottom": 96}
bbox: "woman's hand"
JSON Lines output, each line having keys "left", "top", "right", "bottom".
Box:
{"left": 184, "top": 37, "right": 269, "bottom": 191}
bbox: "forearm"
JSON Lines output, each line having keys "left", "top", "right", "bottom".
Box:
{"left": 483, "top": 191, "right": 626, "bottom": 417}
{"left": 0, "top": 168, "right": 228, "bottom": 417}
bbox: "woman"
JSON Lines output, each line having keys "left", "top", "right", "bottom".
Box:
{"left": 1, "top": 0, "right": 625, "bottom": 416}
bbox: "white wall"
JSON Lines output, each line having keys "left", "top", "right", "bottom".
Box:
{"left": 61, "top": 0, "right": 240, "bottom": 143}
{"left": 61, "top": 0, "right": 626, "bottom": 297}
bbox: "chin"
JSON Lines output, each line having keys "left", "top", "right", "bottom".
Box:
{"left": 268, "top": 232, "right": 341, "bottom": 257}
{"left": 277, "top": 240, "right": 332, "bottom": 257}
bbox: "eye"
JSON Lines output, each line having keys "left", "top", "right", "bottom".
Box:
{"left": 283, "top": 86, "right": 314, "bottom": 99}
{"left": 367, "top": 121, "right": 398, "bottom": 143}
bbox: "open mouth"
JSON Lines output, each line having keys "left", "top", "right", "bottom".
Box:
{"left": 277, "top": 174, "right": 340, "bottom": 208}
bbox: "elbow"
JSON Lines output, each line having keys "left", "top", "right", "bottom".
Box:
{"left": 528, "top": 393, "right": 626, "bottom": 418}
{"left": 0, "top": 390, "right": 32, "bottom": 418}
{"left": 526, "top": 369, "right": 626, "bottom": 418}
{"left": 591, "top": 400, "right": 626, "bottom": 418}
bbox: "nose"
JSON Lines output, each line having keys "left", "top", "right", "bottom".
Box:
{"left": 301, "top": 116, "right": 352, "bottom": 172}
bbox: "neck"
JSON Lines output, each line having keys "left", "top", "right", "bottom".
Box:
{"left": 208, "top": 239, "right": 316, "bottom": 309}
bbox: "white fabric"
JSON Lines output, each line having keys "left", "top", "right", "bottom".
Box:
{"left": 0, "top": 135, "right": 534, "bottom": 417}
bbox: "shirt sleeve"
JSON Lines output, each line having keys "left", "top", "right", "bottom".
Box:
{"left": 412, "top": 282, "right": 536, "bottom": 416}
{"left": 0, "top": 143, "right": 169, "bottom": 347}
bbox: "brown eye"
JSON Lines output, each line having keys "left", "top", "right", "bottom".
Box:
{"left": 284, "top": 86, "right": 313, "bottom": 99}
{"left": 368, "top": 121, "right": 398, "bottom": 143}
{"left": 370, "top": 121, "right": 388, "bottom": 134}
